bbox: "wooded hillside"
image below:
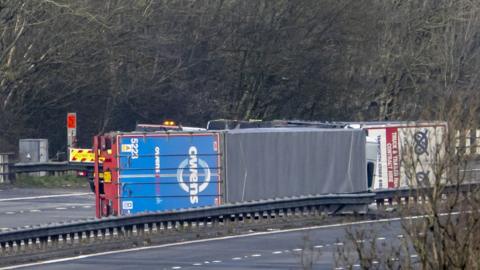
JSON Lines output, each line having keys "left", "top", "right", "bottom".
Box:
{"left": 1, "top": 0, "right": 479, "bottom": 154}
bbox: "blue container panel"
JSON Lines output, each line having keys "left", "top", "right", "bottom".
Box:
{"left": 117, "top": 134, "right": 220, "bottom": 215}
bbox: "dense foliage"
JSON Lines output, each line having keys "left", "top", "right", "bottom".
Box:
{"left": 1, "top": 0, "right": 480, "bottom": 155}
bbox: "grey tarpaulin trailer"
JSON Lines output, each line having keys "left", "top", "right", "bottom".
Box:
{"left": 220, "top": 128, "right": 368, "bottom": 203}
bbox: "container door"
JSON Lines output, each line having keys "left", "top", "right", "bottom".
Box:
{"left": 117, "top": 133, "right": 221, "bottom": 215}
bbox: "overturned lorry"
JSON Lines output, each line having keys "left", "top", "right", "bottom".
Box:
{"left": 208, "top": 119, "right": 448, "bottom": 190}
{"left": 93, "top": 127, "right": 369, "bottom": 218}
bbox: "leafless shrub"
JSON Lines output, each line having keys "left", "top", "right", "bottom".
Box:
{"left": 296, "top": 233, "right": 322, "bottom": 270}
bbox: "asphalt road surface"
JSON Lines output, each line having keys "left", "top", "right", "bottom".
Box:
{"left": 7, "top": 218, "right": 414, "bottom": 270}
{"left": 0, "top": 187, "right": 95, "bottom": 231}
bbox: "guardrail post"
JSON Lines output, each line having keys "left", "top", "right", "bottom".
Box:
{"left": 106, "top": 228, "right": 112, "bottom": 239}
{"left": 27, "top": 238, "right": 33, "bottom": 250}
{"left": 89, "top": 230, "right": 95, "bottom": 242}
{"left": 417, "top": 196, "right": 423, "bottom": 205}
{"left": 245, "top": 213, "right": 252, "bottom": 223}
{"left": 96, "top": 229, "right": 103, "bottom": 240}
{"left": 20, "top": 239, "right": 27, "bottom": 252}
{"left": 4, "top": 242, "right": 10, "bottom": 254}
{"left": 112, "top": 227, "right": 119, "bottom": 238}
{"left": 0, "top": 153, "right": 13, "bottom": 184}
{"left": 81, "top": 231, "right": 87, "bottom": 242}
{"left": 205, "top": 218, "right": 212, "bottom": 228}
{"left": 466, "top": 130, "right": 471, "bottom": 155}
{"left": 143, "top": 223, "right": 150, "bottom": 234}
{"left": 120, "top": 226, "right": 127, "bottom": 237}
{"left": 476, "top": 129, "right": 480, "bottom": 155}
{"left": 218, "top": 216, "right": 225, "bottom": 226}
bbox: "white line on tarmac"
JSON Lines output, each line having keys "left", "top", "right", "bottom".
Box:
{"left": 1, "top": 211, "right": 462, "bottom": 270}
{"left": 0, "top": 193, "right": 90, "bottom": 202}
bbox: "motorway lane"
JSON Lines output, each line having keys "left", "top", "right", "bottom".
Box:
{"left": 0, "top": 187, "right": 95, "bottom": 230}
{"left": 13, "top": 219, "right": 409, "bottom": 270}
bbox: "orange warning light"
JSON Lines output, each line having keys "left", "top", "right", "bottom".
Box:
{"left": 163, "top": 120, "right": 176, "bottom": 126}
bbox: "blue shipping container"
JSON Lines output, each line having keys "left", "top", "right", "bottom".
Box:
{"left": 117, "top": 133, "right": 221, "bottom": 215}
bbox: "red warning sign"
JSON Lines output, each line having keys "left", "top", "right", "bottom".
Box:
{"left": 67, "top": 113, "right": 77, "bottom": 129}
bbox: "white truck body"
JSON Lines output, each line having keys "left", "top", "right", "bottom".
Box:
{"left": 348, "top": 122, "right": 447, "bottom": 190}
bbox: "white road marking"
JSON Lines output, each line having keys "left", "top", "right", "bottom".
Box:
{"left": 82, "top": 205, "right": 92, "bottom": 208}
{"left": 5, "top": 212, "right": 15, "bottom": 215}
{"left": 272, "top": 251, "right": 283, "bottom": 254}
{"left": 203, "top": 261, "right": 210, "bottom": 264}
{"left": 251, "top": 254, "right": 261, "bottom": 257}
{"left": 0, "top": 193, "right": 90, "bottom": 202}
{"left": 29, "top": 209, "right": 41, "bottom": 213}
{"left": 314, "top": 245, "right": 324, "bottom": 248}
{"left": 2, "top": 212, "right": 463, "bottom": 270}
{"left": 397, "top": 234, "right": 404, "bottom": 238}
{"left": 192, "top": 263, "right": 202, "bottom": 266}
{"left": 334, "top": 242, "right": 344, "bottom": 246}
{"left": 232, "top": 257, "right": 242, "bottom": 260}
{"left": 411, "top": 254, "right": 418, "bottom": 258}
{"left": 292, "top": 248, "right": 303, "bottom": 252}
{"left": 212, "top": 260, "right": 222, "bottom": 263}
{"left": 172, "top": 267, "right": 181, "bottom": 269}
{"left": 353, "top": 264, "right": 361, "bottom": 268}
{"left": 55, "top": 208, "right": 67, "bottom": 210}
{"left": 377, "top": 237, "right": 386, "bottom": 241}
